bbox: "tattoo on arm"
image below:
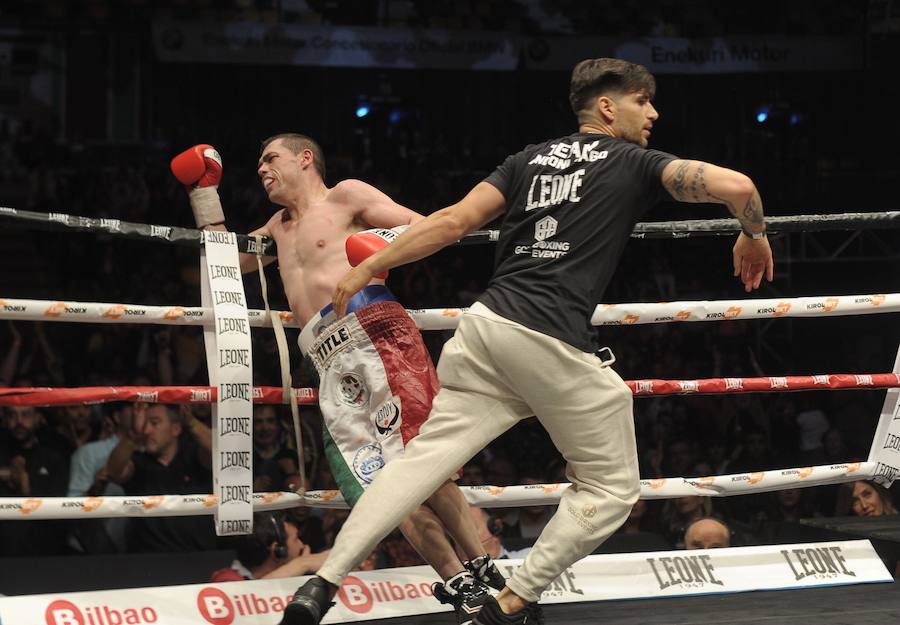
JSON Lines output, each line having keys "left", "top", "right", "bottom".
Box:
{"left": 664, "top": 160, "right": 764, "bottom": 231}
{"left": 695, "top": 163, "right": 735, "bottom": 216}
{"left": 666, "top": 160, "right": 732, "bottom": 211}
{"left": 668, "top": 161, "right": 690, "bottom": 200}
{"left": 743, "top": 192, "right": 764, "bottom": 226}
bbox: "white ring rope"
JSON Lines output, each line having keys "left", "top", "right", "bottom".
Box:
{"left": 591, "top": 293, "right": 899, "bottom": 325}
{"left": 1, "top": 293, "right": 897, "bottom": 332}
{"left": 0, "top": 461, "right": 875, "bottom": 520}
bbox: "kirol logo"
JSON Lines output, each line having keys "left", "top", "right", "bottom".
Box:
{"left": 338, "top": 373, "right": 369, "bottom": 407}
{"left": 534, "top": 216, "right": 557, "bottom": 241}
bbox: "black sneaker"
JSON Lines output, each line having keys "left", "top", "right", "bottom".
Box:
{"left": 472, "top": 596, "right": 544, "bottom": 625}
{"left": 432, "top": 571, "right": 492, "bottom": 624}
{"left": 279, "top": 577, "right": 335, "bottom": 625}
{"left": 465, "top": 554, "right": 507, "bottom": 590}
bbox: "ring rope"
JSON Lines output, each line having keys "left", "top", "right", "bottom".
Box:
{"left": 0, "top": 461, "right": 876, "bottom": 520}
{"left": 3, "top": 207, "right": 897, "bottom": 256}
{"left": 1, "top": 293, "right": 897, "bottom": 332}
{"left": 2, "top": 374, "right": 897, "bottom": 407}
{"left": 591, "top": 293, "right": 899, "bottom": 325}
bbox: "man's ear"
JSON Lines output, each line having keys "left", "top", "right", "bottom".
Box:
{"left": 597, "top": 95, "right": 616, "bottom": 124}
{"left": 300, "top": 148, "right": 314, "bottom": 171}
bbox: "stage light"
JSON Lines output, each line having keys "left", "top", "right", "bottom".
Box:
{"left": 356, "top": 105, "right": 370, "bottom": 118}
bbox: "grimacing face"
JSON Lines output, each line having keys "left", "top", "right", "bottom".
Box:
{"left": 257, "top": 139, "right": 305, "bottom": 206}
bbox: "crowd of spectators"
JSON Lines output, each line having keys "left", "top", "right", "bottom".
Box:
{"left": 0, "top": 125, "right": 896, "bottom": 575}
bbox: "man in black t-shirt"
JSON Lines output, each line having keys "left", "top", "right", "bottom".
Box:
{"left": 0, "top": 405, "right": 68, "bottom": 555}
{"left": 106, "top": 403, "right": 216, "bottom": 552}
{"left": 282, "top": 58, "right": 774, "bottom": 625}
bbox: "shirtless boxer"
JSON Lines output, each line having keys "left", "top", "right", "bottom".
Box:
{"left": 171, "top": 134, "right": 504, "bottom": 622}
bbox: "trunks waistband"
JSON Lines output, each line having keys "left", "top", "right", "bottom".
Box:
{"left": 298, "top": 285, "right": 396, "bottom": 355}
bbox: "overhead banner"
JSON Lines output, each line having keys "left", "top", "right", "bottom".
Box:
{"left": 521, "top": 35, "right": 863, "bottom": 73}
{"left": 0, "top": 541, "right": 891, "bottom": 624}
{"left": 152, "top": 21, "right": 517, "bottom": 70}
{"left": 151, "top": 22, "right": 862, "bottom": 73}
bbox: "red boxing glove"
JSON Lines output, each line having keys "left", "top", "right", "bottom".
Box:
{"left": 170, "top": 144, "right": 224, "bottom": 228}
{"left": 346, "top": 228, "right": 406, "bottom": 279}
{"left": 170, "top": 144, "right": 222, "bottom": 189}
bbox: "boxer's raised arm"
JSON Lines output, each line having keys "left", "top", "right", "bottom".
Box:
{"left": 171, "top": 144, "right": 277, "bottom": 274}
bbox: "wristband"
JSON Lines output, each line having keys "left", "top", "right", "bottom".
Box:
{"left": 742, "top": 228, "right": 766, "bottom": 240}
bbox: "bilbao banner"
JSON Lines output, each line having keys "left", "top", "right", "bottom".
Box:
{"left": 0, "top": 541, "right": 891, "bottom": 624}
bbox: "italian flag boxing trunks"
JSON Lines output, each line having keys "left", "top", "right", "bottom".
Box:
{"left": 299, "top": 286, "right": 439, "bottom": 505}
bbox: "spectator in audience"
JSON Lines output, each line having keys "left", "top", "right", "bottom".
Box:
{"left": 837, "top": 480, "right": 898, "bottom": 517}
{"left": 684, "top": 517, "right": 731, "bottom": 550}
{"left": 0, "top": 405, "right": 68, "bottom": 555}
{"left": 459, "top": 461, "right": 485, "bottom": 486}
{"left": 253, "top": 405, "right": 300, "bottom": 492}
{"left": 0, "top": 322, "right": 22, "bottom": 386}
{"left": 211, "top": 512, "right": 330, "bottom": 582}
{"left": 663, "top": 495, "right": 713, "bottom": 548}
{"left": 457, "top": 506, "right": 531, "bottom": 562}
{"left": 502, "top": 475, "right": 555, "bottom": 540}
{"left": 67, "top": 404, "right": 127, "bottom": 553}
{"left": 756, "top": 487, "right": 819, "bottom": 544}
{"left": 105, "top": 403, "right": 216, "bottom": 552}
{"left": 617, "top": 499, "right": 664, "bottom": 537}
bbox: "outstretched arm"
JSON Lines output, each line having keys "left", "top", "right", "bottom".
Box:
{"left": 333, "top": 182, "right": 507, "bottom": 316}
{"left": 661, "top": 159, "right": 773, "bottom": 292}
{"left": 335, "top": 179, "right": 425, "bottom": 229}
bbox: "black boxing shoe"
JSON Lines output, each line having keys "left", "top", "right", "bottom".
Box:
{"left": 472, "top": 596, "right": 544, "bottom": 625}
{"left": 465, "top": 554, "right": 507, "bottom": 591}
{"left": 432, "top": 571, "right": 492, "bottom": 624}
{"left": 279, "top": 577, "right": 335, "bottom": 625}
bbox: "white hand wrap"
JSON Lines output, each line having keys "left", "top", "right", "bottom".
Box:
{"left": 189, "top": 186, "right": 225, "bottom": 228}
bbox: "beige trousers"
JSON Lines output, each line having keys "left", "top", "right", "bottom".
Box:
{"left": 316, "top": 302, "right": 640, "bottom": 602}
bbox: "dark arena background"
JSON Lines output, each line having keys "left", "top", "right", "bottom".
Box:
{"left": 0, "top": 1, "right": 899, "bottom": 624}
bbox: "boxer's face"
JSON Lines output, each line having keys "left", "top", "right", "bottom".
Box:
{"left": 258, "top": 139, "right": 306, "bottom": 206}
{"left": 610, "top": 89, "right": 658, "bottom": 147}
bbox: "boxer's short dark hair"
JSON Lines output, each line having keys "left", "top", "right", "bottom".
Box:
{"left": 261, "top": 133, "right": 326, "bottom": 179}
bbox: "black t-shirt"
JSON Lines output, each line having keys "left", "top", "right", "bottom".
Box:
{"left": 481, "top": 132, "right": 677, "bottom": 352}
{"left": 125, "top": 438, "right": 216, "bottom": 552}
{"left": 253, "top": 444, "right": 297, "bottom": 491}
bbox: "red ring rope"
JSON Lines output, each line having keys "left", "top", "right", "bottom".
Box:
{"left": 0, "top": 373, "right": 896, "bottom": 406}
